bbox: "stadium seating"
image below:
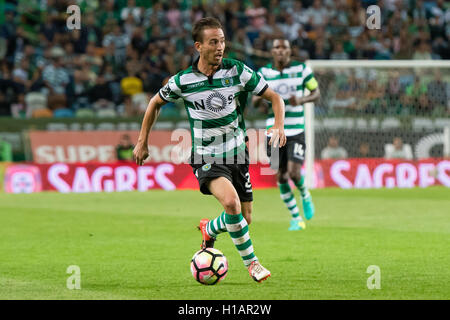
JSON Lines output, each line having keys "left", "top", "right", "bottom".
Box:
{"left": 31, "top": 108, "right": 53, "bottom": 118}
{"left": 75, "top": 108, "right": 95, "bottom": 118}
{"left": 24, "top": 92, "right": 47, "bottom": 117}
{"left": 96, "top": 108, "right": 117, "bottom": 118}
{"left": 53, "top": 108, "right": 75, "bottom": 118}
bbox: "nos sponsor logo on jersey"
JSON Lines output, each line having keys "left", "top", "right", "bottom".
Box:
{"left": 193, "top": 93, "right": 234, "bottom": 112}
{"left": 275, "top": 83, "right": 296, "bottom": 95}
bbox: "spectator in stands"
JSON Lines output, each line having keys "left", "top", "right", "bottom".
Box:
{"left": 131, "top": 26, "right": 148, "bottom": 57}
{"left": 0, "top": 137, "right": 13, "bottom": 161}
{"left": 405, "top": 76, "right": 428, "bottom": 104}
{"left": 1, "top": 0, "right": 449, "bottom": 120}
{"left": 412, "top": 40, "right": 433, "bottom": 60}
{"left": 328, "top": 84, "right": 357, "bottom": 114}
{"left": 292, "top": 1, "right": 310, "bottom": 27}
{"left": 306, "top": 0, "right": 328, "bottom": 28}
{"left": 116, "top": 134, "right": 135, "bottom": 161}
{"left": 432, "top": 36, "right": 450, "bottom": 60}
{"left": 279, "top": 14, "right": 302, "bottom": 42}
{"left": 62, "top": 42, "right": 77, "bottom": 71}
{"left": 395, "top": 94, "right": 415, "bottom": 116}
{"left": 166, "top": 1, "right": 182, "bottom": 31}
{"left": 312, "top": 38, "right": 329, "bottom": 59}
{"left": 358, "top": 142, "right": 372, "bottom": 158}
{"left": 82, "top": 43, "right": 103, "bottom": 74}
{"left": 88, "top": 73, "right": 114, "bottom": 111}
{"left": 42, "top": 47, "right": 69, "bottom": 95}
{"left": 1, "top": 10, "right": 17, "bottom": 60}
{"left": 321, "top": 136, "right": 348, "bottom": 159}
{"left": 47, "top": 93, "right": 68, "bottom": 112}
{"left": 386, "top": 71, "right": 402, "bottom": 103}
{"left": 84, "top": 12, "right": 103, "bottom": 47}
{"left": 120, "top": 62, "right": 144, "bottom": 97}
{"left": 12, "top": 58, "right": 30, "bottom": 90}
{"left": 98, "top": 0, "right": 120, "bottom": 28}
{"left": 11, "top": 93, "right": 26, "bottom": 118}
{"left": 0, "top": 91, "right": 11, "bottom": 116}
{"left": 69, "top": 28, "right": 89, "bottom": 55}
{"left": 416, "top": 93, "right": 433, "bottom": 115}
{"left": 330, "top": 42, "right": 349, "bottom": 60}
{"left": 384, "top": 137, "right": 413, "bottom": 160}
{"left": 393, "top": 29, "right": 414, "bottom": 59}
{"left": 427, "top": 70, "right": 448, "bottom": 110}
{"left": 102, "top": 24, "right": 129, "bottom": 64}
{"left": 40, "top": 13, "right": 57, "bottom": 44}
{"left": 121, "top": 0, "right": 142, "bottom": 24}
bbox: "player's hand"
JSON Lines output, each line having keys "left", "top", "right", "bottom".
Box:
{"left": 267, "top": 125, "right": 287, "bottom": 148}
{"left": 289, "top": 96, "right": 305, "bottom": 106}
{"left": 133, "top": 142, "right": 149, "bottom": 166}
{"left": 288, "top": 96, "right": 297, "bottom": 106}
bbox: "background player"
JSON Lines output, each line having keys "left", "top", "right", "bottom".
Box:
{"left": 133, "top": 18, "right": 287, "bottom": 282}
{"left": 255, "top": 38, "right": 320, "bottom": 231}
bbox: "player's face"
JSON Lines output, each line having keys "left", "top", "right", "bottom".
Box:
{"left": 271, "top": 40, "right": 291, "bottom": 66}
{"left": 197, "top": 28, "right": 225, "bottom": 66}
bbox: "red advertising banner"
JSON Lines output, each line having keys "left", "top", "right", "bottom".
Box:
{"left": 28, "top": 130, "right": 271, "bottom": 164}
{"left": 319, "top": 158, "right": 450, "bottom": 188}
{"left": 2, "top": 162, "right": 279, "bottom": 193}
{"left": 2, "top": 159, "right": 449, "bottom": 193}
{"left": 28, "top": 130, "right": 179, "bottom": 163}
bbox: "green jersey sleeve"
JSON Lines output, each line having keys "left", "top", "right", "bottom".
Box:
{"left": 158, "top": 75, "right": 181, "bottom": 102}
{"left": 241, "top": 63, "right": 268, "bottom": 96}
{"left": 302, "top": 65, "right": 318, "bottom": 91}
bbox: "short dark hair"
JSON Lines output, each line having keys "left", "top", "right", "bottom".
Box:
{"left": 192, "top": 17, "right": 223, "bottom": 43}
{"left": 272, "top": 38, "right": 291, "bottom": 47}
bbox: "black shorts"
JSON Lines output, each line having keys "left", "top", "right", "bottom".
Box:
{"left": 191, "top": 163, "right": 253, "bottom": 202}
{"left": 266, "top": 132, "right": 306, "bottom": 171}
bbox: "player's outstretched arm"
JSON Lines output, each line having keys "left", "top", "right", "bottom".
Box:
{"left": 290, "top": 87, "right": 321, "bottom": 106}
{"left": 260, "top": 87, "right": 287, "bottom": 148}
{"left": 133, "top": 94, "right": 167, "bottom": 165}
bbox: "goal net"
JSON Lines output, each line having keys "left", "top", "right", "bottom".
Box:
{"left": 303, "top": 60, "right": 450, "bottom": 188}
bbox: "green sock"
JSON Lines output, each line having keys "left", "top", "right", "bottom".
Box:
{"left": 278, "top": 182, "right": 300, "bottom": 219}
{"left": 225, "top": 212, "right": 258, "bottom": 267}
{"left": 294, "top": 175, "right": 310, "bottom": 199}
{"left": 206, "top": 212, "right": 227, "bottom": 238}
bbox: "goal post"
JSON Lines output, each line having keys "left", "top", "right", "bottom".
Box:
{"left": 304, "top": 59, "right": 450, "bottom": 189}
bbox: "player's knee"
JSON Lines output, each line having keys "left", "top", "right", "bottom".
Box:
{"left": 288, "top": 170, "right": 301, "bottom": 183}
{"left": 277, "top": 171, "right": 289, "bottom": 184}
{"left": 223, "top": 197, "right": 241, "bottom": 215}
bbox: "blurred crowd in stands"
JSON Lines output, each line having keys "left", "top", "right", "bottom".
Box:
{"left": 314, "top": 67, "right": 449, "bottom": 117}
{"left": 0, "top": 0, "right": 449, "bottom": 119}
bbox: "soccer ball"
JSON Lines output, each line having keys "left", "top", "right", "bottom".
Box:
{"left": 190, "top": 248, "right": 228, "bottom": 285}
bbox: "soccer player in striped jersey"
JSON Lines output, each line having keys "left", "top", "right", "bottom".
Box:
{"left": 133, "top": 18, "right": 287, "bottom": 283}
{"left": 255, "top": 38, "right": 320, "bottom": 231}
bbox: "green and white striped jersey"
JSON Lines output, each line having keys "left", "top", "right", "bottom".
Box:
{"left": 258, "top": 61, "right": 318, "bottom": 137}
{"left": 159, "top": 57, "right": 268, "bottom": 163}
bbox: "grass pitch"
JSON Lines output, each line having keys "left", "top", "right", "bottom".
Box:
{"left": 0, "top": 187, "right": 449, "bottom": 300}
